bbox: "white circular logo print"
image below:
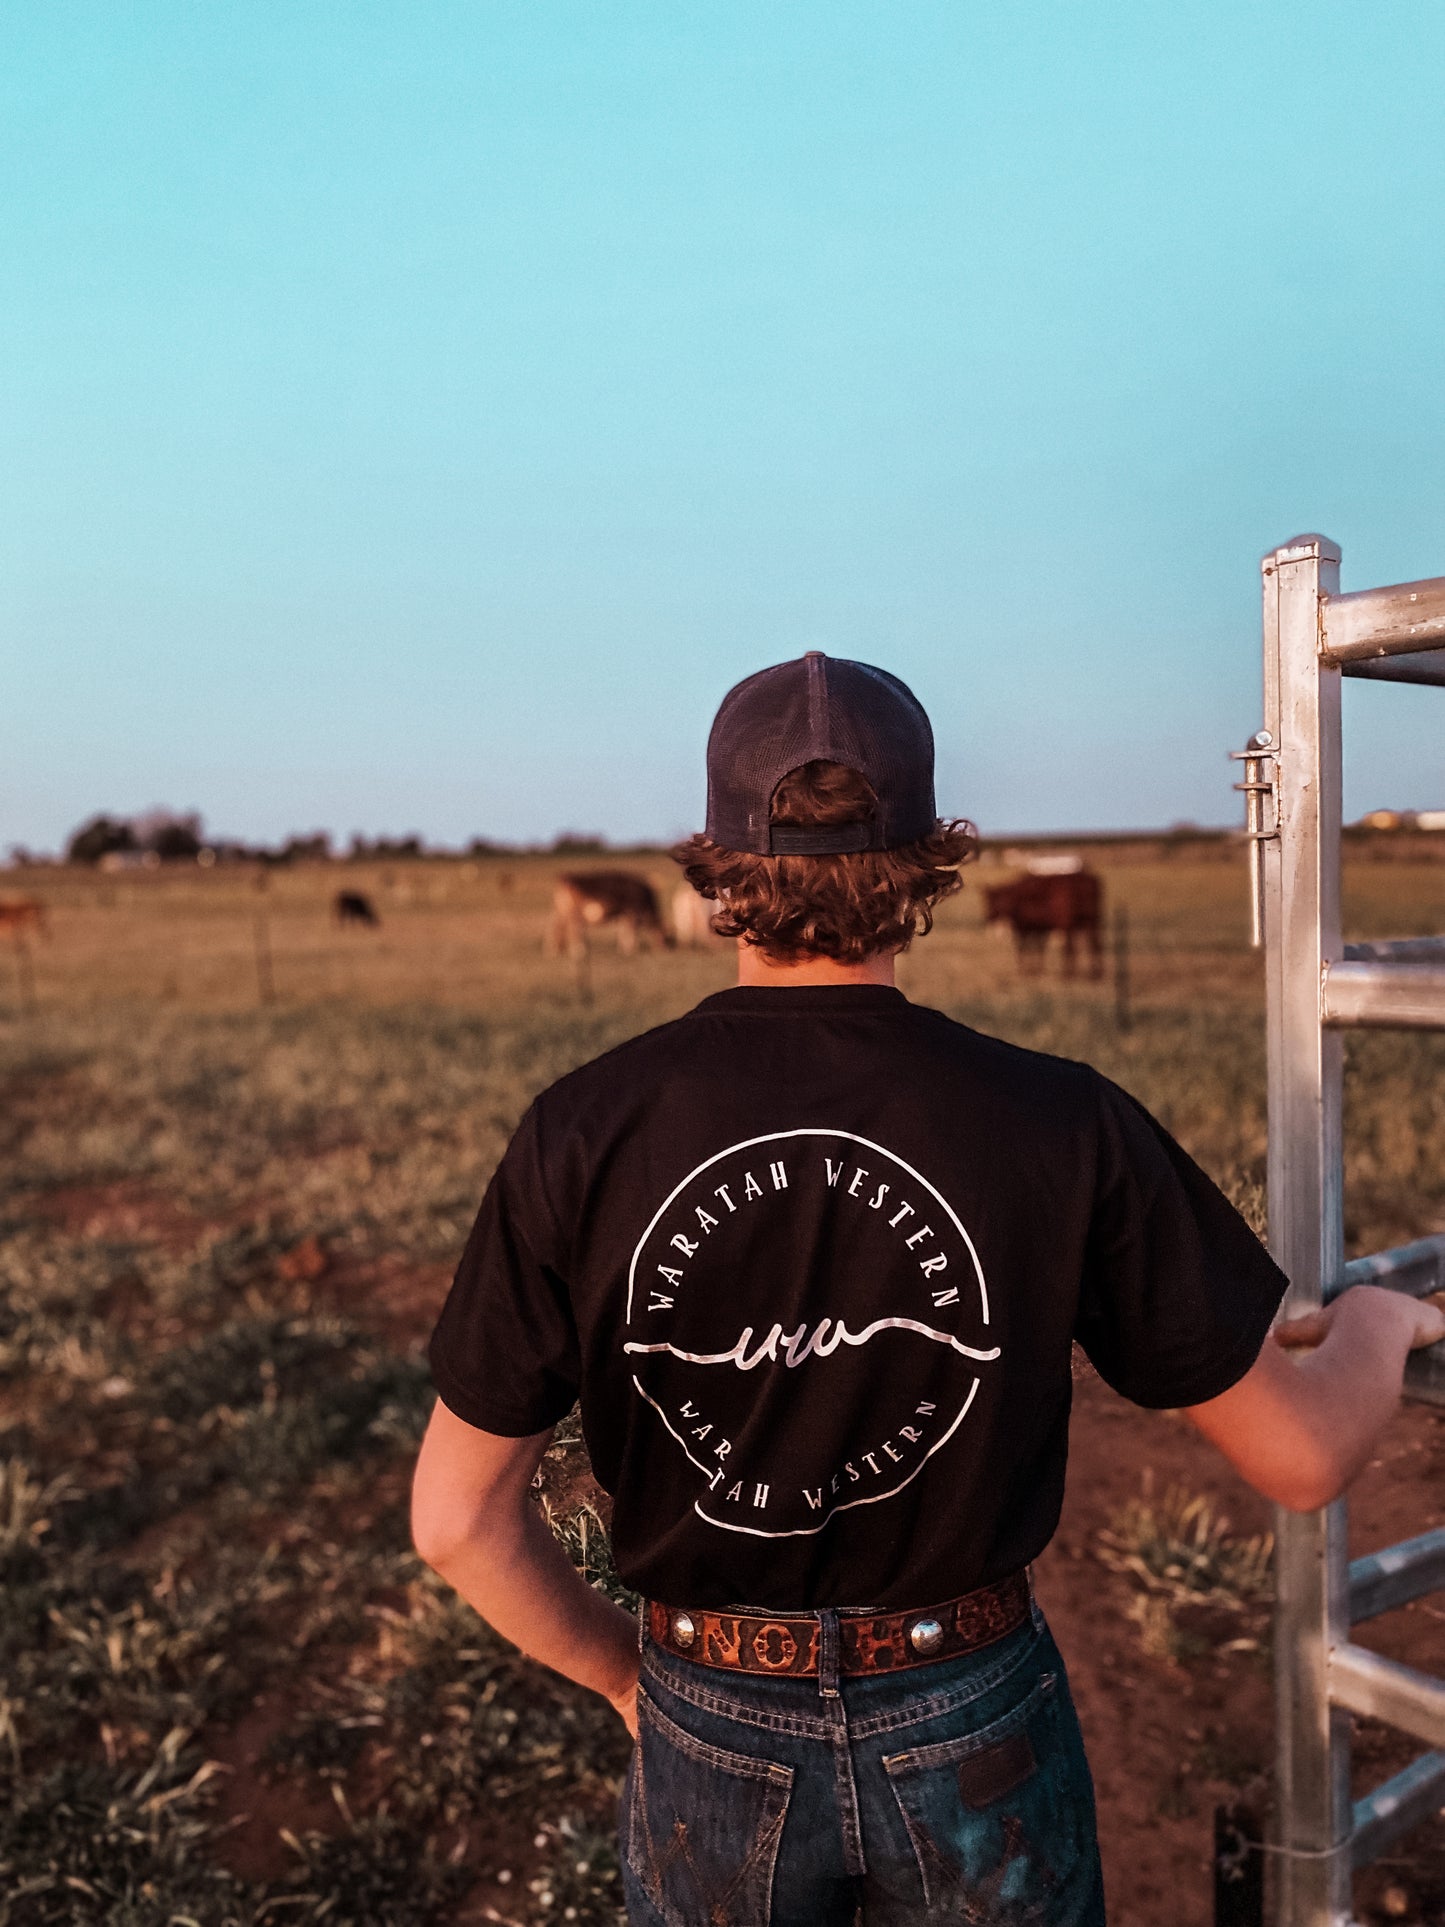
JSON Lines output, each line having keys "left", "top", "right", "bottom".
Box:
{"left": 624, "top": 1129, "right": 998, "bottom": 1539}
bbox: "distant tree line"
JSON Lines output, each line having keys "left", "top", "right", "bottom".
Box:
{"left": 55, "top": 812, "right": 623, "bottom": 867}
{"left": 67, "top": 810, "right": 206, "bottom": 865}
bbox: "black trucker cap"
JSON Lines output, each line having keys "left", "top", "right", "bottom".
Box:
{"left": 705, "top": 651, "right": 937, "bottom": 855}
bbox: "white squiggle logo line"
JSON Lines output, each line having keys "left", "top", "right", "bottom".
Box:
{"left": 622, "top": 1315, "right": 1001, "bottom": 1371}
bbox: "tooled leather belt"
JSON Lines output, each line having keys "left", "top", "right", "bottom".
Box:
{"left": 645, "top": 1570, "right": 1031, "bottom": 1678}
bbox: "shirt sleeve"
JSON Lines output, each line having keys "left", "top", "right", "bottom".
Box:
{"left": 1075, "top": 1076, "right": 1289, "bottom": 1408}
{"left": 427, "top": 1102, "right": 581, "bottom": 1435}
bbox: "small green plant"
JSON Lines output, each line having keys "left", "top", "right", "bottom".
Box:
{"left": 1097, "top": 1472, "right": 1274, "bottom": 1664}
{"left": 0, "top": 1456, "right": 75, "bottom": 1560}
{"left": 524, "top": 1817, "right": 628, "bottom": 1924}
{"left": 0, "top": 1728, "right": 245, "bottom": 1927}
{"left": 271, "top": 1815, "right": 470, "bottom": 1926}
{"left": 1097, "top": 1473, "right": 1274, "bottom": 1612}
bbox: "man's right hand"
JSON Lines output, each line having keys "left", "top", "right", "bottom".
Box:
{"left": 1275, "top": 1286, "right": 1445, "bottom": 1353}
{"left": 1186, "top": 1285, "right": 1444, "bottom": 1512}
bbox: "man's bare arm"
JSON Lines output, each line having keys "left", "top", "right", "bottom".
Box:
{"left": 411, "top": 1400, "right": 641, "bottom": 1734}
{"left": 1183, "top": 1285, "right": 1445, "bottom": 1510}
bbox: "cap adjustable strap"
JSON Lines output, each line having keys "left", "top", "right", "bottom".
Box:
{"left": 768, "top": 822, "right": 878, "bottom": 855}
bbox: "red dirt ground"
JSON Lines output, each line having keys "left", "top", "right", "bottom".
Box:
{"left": 1041, "top": 1361, "right": 1445, "bottom": 1927}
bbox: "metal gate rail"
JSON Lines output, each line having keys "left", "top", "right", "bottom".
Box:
{"left": 1245, "top": 535, "right": 1445, "bottom": 1925}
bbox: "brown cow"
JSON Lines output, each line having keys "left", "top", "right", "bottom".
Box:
{"left": 0, "top": 899, "right": 49, "bottom": 941}
{"left": 984, "top": 870, "right": 1103, "bottom": 978}
{"left": 548, "top": 872, "right": 673, "bottom": 959}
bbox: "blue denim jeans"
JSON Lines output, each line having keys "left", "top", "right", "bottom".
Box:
{"left": 619, "top": 1601, "right": 1105, "bottom": 1925}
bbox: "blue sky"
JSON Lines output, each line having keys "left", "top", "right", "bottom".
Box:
{"left": 3, "top": 1, "right": 1443, "bottom": 851}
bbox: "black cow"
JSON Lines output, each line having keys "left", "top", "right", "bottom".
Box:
{"left": 334, "top": 890, "right": 380, "bottom": 928}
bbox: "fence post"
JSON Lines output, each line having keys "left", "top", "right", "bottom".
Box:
{"left": 251, "top": 872, "right": 275, "bottom": 1007}
{"left": 14, "top": 935, "right": 36, "bottom": 1015}
{"left": 1112, "top": 905, "right": 1131, "bottom": 1031}
{"left": 252, "top": 912, "right": 273, "bottom": 1004}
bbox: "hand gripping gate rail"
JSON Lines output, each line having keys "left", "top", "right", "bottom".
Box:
{"left": 1233, "top": 536, "right": 1445, "bottom": 1926}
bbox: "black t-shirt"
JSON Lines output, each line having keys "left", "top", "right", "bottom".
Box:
{"left": 428, "top": 985, "right": 1287, "bottom": 1611}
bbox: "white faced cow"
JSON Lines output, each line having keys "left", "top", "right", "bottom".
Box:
{"left": 670, "top": 884, "right": 723, "bottom": 949}
{"left": 547, "top": 872, "right": 673, "bottom": 960}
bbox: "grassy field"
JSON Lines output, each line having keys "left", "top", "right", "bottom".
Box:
{"left": 1, "top": 843, "right": 1442, "bottom": 1925}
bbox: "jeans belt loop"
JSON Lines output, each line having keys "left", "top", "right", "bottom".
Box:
{"left": 817, "top": 1608, "right": 841, "bottom": 1699}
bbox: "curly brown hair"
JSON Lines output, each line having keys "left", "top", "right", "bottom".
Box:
{"left": 673, "top": 760, "right": 978, "bottom": 964}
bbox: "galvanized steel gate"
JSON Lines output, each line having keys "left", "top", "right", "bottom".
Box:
{"left": 1243, "top": 535, "right": 1445, "bottom": 1925}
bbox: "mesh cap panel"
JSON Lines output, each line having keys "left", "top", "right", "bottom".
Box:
{"left": 705, "top": 652, "right": 937, "bottom": 855}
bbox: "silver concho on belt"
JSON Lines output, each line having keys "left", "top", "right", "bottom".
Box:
{"left": 908, "top": 1616, "right": 944, "bottom": 1656}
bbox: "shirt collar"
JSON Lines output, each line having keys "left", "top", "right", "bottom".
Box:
{"left": 691, "top": 985, "right": 911, "bottom": 1017}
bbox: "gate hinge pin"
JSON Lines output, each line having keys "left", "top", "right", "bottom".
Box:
{"left": 1230, "top": 731, "right": 1278, "bottom": 948}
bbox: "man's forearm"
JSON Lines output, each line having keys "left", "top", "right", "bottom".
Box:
{"left": 427, "top": 1499, "right": 640, "bottom": 1710}
{"left": 1185, "top": 1284, "right": 1432, "bottom": 1509}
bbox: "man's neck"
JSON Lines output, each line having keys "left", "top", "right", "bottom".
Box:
{"left": 735, "top": 945, "right": 897, "bottom": 990}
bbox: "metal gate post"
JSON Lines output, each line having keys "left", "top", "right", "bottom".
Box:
{"left": 1250, "top": 535, "right": 1445, "bottom": 1927}
{"left": 1262, "top": 536, "right": 1353, "bottom": 1926}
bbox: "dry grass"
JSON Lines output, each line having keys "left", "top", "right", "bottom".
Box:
{"left": 1096, "top": 1472, "right": 1275, "bottom": 1665}
{"left": 0, "top": 842, "right": 1441, "bottom": 1920}
{"left": 1097, "top": 1477, "right": 1275, "bottom": 1609}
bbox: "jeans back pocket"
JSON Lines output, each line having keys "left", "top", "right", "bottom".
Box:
{"left": 623, "top": 1686, "right": 794, "bottom": 1927}
{"left": 883, "top": 1671, "right": 1093, "bottom": 1919}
